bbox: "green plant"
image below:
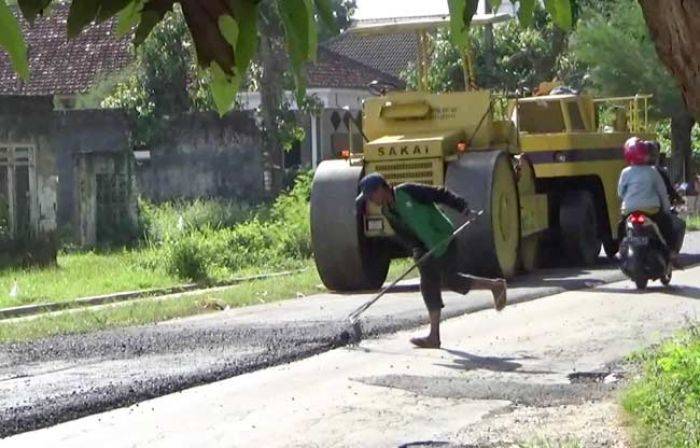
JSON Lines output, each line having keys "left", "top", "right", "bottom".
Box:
{"left": 161, "top": 232, "right": 211, "bottom": 282}
{"left": 152, "top": 171, "right": 313, "bottom": 282}
{"left": 0, "top": 1, "right": 575, "bottom": 115}
{"left": 622, "top": 329, "right": 700, "bottom": 447}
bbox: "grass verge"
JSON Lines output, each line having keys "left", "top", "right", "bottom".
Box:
{"left": 0, "top": 250, "right": 179, "bottom": 309}
{"left": 687, "top": 214, "right": 700, "bottom": 231}
{"left": 0, "top": 259, "right": 416, "bottom": 343}
{"left": 622, "top": 327, "right": 700, "bottom": 447}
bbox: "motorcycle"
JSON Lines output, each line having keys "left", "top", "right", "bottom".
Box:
{"left": 618, "top": 210, "right": 684, "bottom": 290}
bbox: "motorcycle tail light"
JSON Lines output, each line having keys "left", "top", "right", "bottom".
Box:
{"left": 630, "top": 213, "right": 646, "bottom": 225}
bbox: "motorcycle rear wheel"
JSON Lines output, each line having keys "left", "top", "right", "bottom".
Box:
{"left": 661, "top": 271, "right": 672, "bottom": 286}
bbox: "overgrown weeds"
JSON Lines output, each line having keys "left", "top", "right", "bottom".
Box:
{"left": 622, "top": 326, "right": 700, "bottom": 447}
{"left": 142, "top": 171, "right": 313, "bottom": 282}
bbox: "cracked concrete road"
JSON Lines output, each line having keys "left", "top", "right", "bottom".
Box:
{"left": 1, "top": 233, "right": 700, "bottom": 443}
{"left": 7, "top": 265, "right": 700, "bottom": 447}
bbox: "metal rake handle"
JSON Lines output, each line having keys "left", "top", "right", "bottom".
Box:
{"left": 347, "top": 210, "right": 483, "bottom": 323}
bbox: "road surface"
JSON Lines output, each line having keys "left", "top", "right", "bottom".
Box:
{"left": 1, "top": 233, "right": 699, "bottom": 442}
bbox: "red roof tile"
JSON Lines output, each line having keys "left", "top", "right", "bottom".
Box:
{"left": 0, "top": 4, "right": 132, "bottom": 96}
{"left": 307, "top": 47, "right": 404, "bottom": 89}
{"left": 0, "top": 6, "right": 401, "bottom": 96}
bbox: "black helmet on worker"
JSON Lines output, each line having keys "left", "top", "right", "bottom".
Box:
{"left": 356, "top": 172, "right": 389, "bottom": 207}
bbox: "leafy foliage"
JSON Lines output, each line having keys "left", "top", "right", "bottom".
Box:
{"left": 623, "top": 329, "right": 700, "bottom": 447}
{"left": 569, "top": 0, "right": 683, "bottom": 116}
{"left": 447, "top": 0, "right": 573, "bottom": 52}
{"left": 0, "top": 0, "right": 570, "bottom": 115}
{"left": 0, "top": 0, "right": 28, "bottom": 78}
{"left": 97, "top": 9, "right": 212, "bottom": 146}
{"left": 142, "top": 172, "right": 313, "bottom": 282}
{"left": 402, "top": 6, "right": 576, "bottom": 94}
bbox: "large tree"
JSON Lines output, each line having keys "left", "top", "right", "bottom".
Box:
{"left": 402, "top": 5, "right": 577, "bottom": 94}
{"left": 0, "top": 0, "right": 575, "bottom": 115}
{"left": 4, "top": 0, "right": 696, "bottom": 125}
{"left": 571, "top": 0, "right": 696, "bottom": 183}
{"left": 638, "top": 0, "right": 700, "bottom": 120}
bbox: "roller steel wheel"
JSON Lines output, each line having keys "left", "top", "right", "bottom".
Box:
{"left": 445, "top": 151, "right": 520, "bottom": 278}
{"left": 310, "top": 160, "right": 390, "bottom": 291}
{"left": 516, "top": 156, "right": 540, "bottom": 273}
{"left": 519, "top": 236, "right": 540, "bottom": 273}
{"left": 559, "top": 190, "right": 601, "bottom": 266}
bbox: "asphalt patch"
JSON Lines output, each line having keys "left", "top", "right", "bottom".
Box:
{"left": 357, "top": 375, "right": 615, "bottom": 407}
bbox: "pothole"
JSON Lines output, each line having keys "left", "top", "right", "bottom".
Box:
{"left": 358, "top": 375, "right": 615, "bottom": 407}
{"left": 568, "top": 371, "right": 624, "bottom": 384}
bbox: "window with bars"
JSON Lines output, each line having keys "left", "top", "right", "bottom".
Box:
{"left": 0, "top": 145, "right": 35, "bottom": 242}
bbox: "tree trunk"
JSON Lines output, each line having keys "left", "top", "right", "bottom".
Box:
{"left": 669, "top": 111, "right": 696, "bottom": 184}
{"left": 638, "top": 0, "right": 700, "bottom": 120}
{"left": 258, "top": 32, "right": 286, "bottom": 197}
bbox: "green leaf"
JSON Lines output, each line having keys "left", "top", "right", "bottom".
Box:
{"left": 218, "top": 14, "right": 239, "bottom": 49}
{"left": 488, "top": 0, "right": 502, "bottom": 11}
{"left": 134, "top": 10, "right": 163, "bottom": 45}
{"left": 116, "top": 0, "right": 144, "bottom": 36}
{"left": 17, "top": 0, "right": 52, "bottom": 23}
{"left": 447, "top": 0, "right": 478, "bottom": 51}
{"left": 314, "top": 0, "right": 338, "bottom": 35}
{"left": 210, "top": 61, "right": 240, "bottom": 116}
{"left": 0, "top": 0, "right": 29, "bottom": 79}
{"left": 67, "top": 0, "right": 101, "bottom": 38}
{"left": 306, "top": 0, "right": 317, "bottom": 60}
{"left": 517, "top": 0, "right": 536, "bottom": 27}
{"left": 97, "top": 0, "right": 133, "bottom": 22}
{"left": 134, "top": 1, "right": 173, "bottom": 45}
{"left": 543, "top": 0, "right": 573, "bottom": 30}
{"left": 278, "top": 0, "right": 316, "bottom": 99}
{"left": 229, "top": 0, "right": 258, "bottom": 74}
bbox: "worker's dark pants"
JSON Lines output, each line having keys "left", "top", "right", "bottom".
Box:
{"left": 414, "top": 242, "right": 472, "bottom": 312}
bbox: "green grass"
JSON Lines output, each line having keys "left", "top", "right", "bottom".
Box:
{"left": 622, "top": 328, "right": 700, "bottom": 447}
{"left": 0, "top": 258, "right": 416, "bottom": 343}
{"left": 687, "top": 215, "right": 700, "bottom": 231}
{"left": 0, "top": 250, "right": 179, "bottom": 309}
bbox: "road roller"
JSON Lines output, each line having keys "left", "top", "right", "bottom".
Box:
{"left": 310, "top": 16, "right": 654, "bottom": 291}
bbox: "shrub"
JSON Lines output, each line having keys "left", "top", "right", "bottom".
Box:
{"left": 161, "top": 231, "right": 212, "bottom": 282}
{"left": 622, "top": 329, "right": 700, "bottom": 447}
{"left": 139, "top": 198, "right": 254, "bottom": 244}
{"left": 151, "top": 170, "right": 313, "bottom": 282}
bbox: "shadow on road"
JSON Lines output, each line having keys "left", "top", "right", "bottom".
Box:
{"left": 435, "top": 349, "right": 553, "bottom": 375}
{"left": 590, "top": 284, "right": 700, "bottom": 300}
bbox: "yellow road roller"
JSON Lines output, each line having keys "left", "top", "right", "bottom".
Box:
{"left": 310, "top": 17, "right": 654, "bottom": 291}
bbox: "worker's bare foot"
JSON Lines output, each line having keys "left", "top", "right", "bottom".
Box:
{"left": 410, "top": 336, "right": 441, "bottom": 349}
{"left": 492, "top": 279, "right": 507, "bottom": 311}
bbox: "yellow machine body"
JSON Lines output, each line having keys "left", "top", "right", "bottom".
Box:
{"left": 358, "top": 89, "right": 653, "bottom": 248}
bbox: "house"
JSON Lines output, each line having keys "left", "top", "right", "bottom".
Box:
{"left": 237, "top": 47, "right": 404, "bottom": 170}
{"left": 0, "top": 5, "right": 136, "bottom": 252}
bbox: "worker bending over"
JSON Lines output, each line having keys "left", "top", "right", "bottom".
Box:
{"left": 356, "top": 173, "right": 507, "bottom": 349}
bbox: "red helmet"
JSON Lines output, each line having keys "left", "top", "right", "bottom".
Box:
{"left": 624, "top": 137, "right": 650, "bottom": 165}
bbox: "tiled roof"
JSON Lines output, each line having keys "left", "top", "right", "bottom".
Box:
{"left": 323, "top": 31, "right": 419, "bottom": 78}
{"left": 0, "top": 5, "right": 401, "bottom": 96}
{"left": 0, "top": 4, "right": 132, "bottom": 96}
{"left": 307, "top": 47, "right": 404, "bottom": 89}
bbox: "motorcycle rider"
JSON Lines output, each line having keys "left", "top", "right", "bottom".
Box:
{"left": 646, "top": 140, "right": 684, "bottom": 206}
{"left": 618, "top": 137, "right": 678, "bottom": 263}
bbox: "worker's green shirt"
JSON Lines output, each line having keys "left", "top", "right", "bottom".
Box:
{"left": 382, "top": 184, "right": 465, "bottom": 258}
